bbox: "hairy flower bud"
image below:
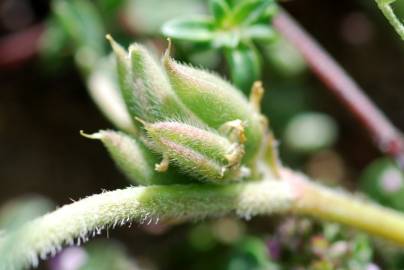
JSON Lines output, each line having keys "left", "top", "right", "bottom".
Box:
{"left": 107, "top": 35, "right": 199, "bottom": 127}
{"left": 141, "top": 120, "right": 247, "bottom": 183}
{"left": 163, "top": 50, "right": 265, "bottom": 163}
{"left": 106, "top": 35, "right": 138, "bottom": 128}
{"left": 87, "top": 55, "right": 136, "bottom": 135}
{"left": 81, "top": 130, "right": 182, "bottom": 185}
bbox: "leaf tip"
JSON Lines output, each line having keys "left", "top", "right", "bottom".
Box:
{"left": 250, "top": 80, "right": 265, "bottom": 111}
{"left": 105, "top": 33, "right": 113, "bottom": 42}
{"left": 134, "top": 117, "right": 149, "bottom": 128}
{"left": 106, "top": 35, "right": 127, "bottom": 59}
{"left": 80, "top": 130, "right": 103, "bottom": 140}
{"left": 162, "top": 38, "right": 173, "bottom": 64}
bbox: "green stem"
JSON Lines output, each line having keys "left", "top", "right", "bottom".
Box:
{"left": 0, "top": 181, "right": 293, "bottom": 269}
{"left": 289, "top": 172, "right": 404, "bottom": 245}
{"left": 375, "top": 0, "right": 404, "bottom": 40}
{"left": 3, "top": 169, "right": 404, "bottom": 269}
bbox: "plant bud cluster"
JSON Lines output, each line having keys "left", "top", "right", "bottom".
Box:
{"left": 85, "top": 36, "right": 267, "bottom": 185}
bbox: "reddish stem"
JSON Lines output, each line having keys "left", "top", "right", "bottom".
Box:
{"left": 0, "top": 23, "right": 44, "bottom": 68}
{"left": 273, "top": 10, "right": 404, "bottom": 167}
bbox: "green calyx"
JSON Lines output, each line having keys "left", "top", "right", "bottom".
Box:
{"left": 81, "top": 130, "right": 185, "bottom": 185}
{"left": 107, "top": 35, "right": 199, "bottom": 129}
{"left": 141, "top": 120, "right": 246, "bottom": 183}
{"left": 163, "top": 52, "right": 265, "bottom": 163}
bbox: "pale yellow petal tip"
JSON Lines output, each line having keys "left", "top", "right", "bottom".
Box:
{"left": 80, "top": 130, "right": 103, "bottom": 140}
{"left": 105, "top": 34, "right": 127, "bottom": 55}
{"left": 167, "top": 38, "right": 172, "bottom": 51}
{"left": 250, "top": 81, "right": 265, "bottom": 111}
{"left": 155, "top": 155, "right": 170, "bottom": 172}
{"left": 162, "top": 38, "right": 173, "bottom": 63}
{"left": 134, "top": 117, "right": 148, "bottom": 127}
{"left": 219, "top": 119, "right": 246, "bottom": 144}
{"left": 105, "top": 34, "right": 116, "bottom": 45}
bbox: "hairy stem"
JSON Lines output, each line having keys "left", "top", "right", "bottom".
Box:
{"left": 273, "top": 10, "right": 404, "bottom": 167}
{"left": 375, "top": 0, "right": 404, "bottom": 40}
{"left": 0, "top": 181, "right": 293, "bottom": 269}
{"left": 3, "top": 170, "right": 404, "bottom": 269}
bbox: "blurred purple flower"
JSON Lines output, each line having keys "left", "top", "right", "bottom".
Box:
{"left": 366, "top": 263, "right": 381, "bottom": 270}
{"left": 49, "top": 247, "right": 87, "bottom": 270}
{"left": 267, "top": 238, "right": 281, "bottom": 260}
{"left": 380, "top": 168, "right": 403, "bottom": 193}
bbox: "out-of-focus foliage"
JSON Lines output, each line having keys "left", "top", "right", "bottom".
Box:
{"left": 284, "top": 112, "right": 338, "bottom": 154}
{"left": 163, "top": 0, "right": 278, "bottom": 92}
{"left": 49, "top": 0, "right": 106, "bottom": 73}
{"left": 267, "top": 219, "right": 376, "bottom": 270}
{"left": 360, "top": 157, "right": 404, "bottom": 210}
{"left": 224, "top": 237, "right": 279, "bottom": 270}
{"left": 80, "top": 241, "right": 139, "bottom": 270}
{"left": 359, "top": 158, "right": 404, "bottom": 270}
{"left": 0, "top": 196, "right": 55, "bottom": 264}
{"left": 0, "top": 196, "right": 54, "bottom": 231}
{"left": 262, "top": 36, "right": 306, "bottom": 77}
{"left": 157, "top": 218, "right": 377, "bottom": 270}
{"left": 124, "top": 0, "right": 206, "bottom": 35}
{"left": 49, "top": 240, "right": 140, "bottom": 270}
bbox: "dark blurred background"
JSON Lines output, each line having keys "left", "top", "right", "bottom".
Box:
{"left": 0, "top": 0, "right": 127, "bottom": 204}
{"left": 0, "top": 0, "right": 403, "bottom": 269}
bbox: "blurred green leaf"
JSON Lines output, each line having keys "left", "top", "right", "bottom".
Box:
{"left": 225, "top": 0, "right": 243, "bottom": 8}
{"left": 0, "top": 196, "right": 55, "bottom": 264}
{"left": 210, "top": 0, "right": 231, "bottom": 25}
{"left": 96, "top": 0, "right": 124, "bottom": 15}
{"left": 347, "top": 234, "right": 373, "bottom": 270}
{"left": 284, "top": 112, "right": 338, "bottom": 154}
{"left": 125, "top": 0, "right": 206, "bottom": 35}
{"left": 264, "top": 36, "right": 306, "bottom": 77}
{"left": 188, "top": 224, "right": 217, "bottom": 251}
{"left": 162, "top": 16, "right": 215, "bottom": 42}
{"left": 225, "top": 44, "right": 261, "bottom": 92}
{"left": 244, "top": 24, "right": 275, "bottom": 42}
{"left": 232, "top": 0, "right": 274, "bottom": 26}
{"left": 39, "top": 18, "right": 69, "bottom": 67}
{"left": 161, "top": 0, "right": 279, "bottom": 93}
{"left": 225, "top": 237, "right": 279, "bottom": 270}
{"left": 263, "top": 3, "right": 278, "bottom": 21}
{"left": 80, "top": 240, "right": 139, "bottom": 270}
{"left": 52, "top": 0, "right": 106, "bottom": 74}
{"left": 213, "top": 30, "right": 240, "bottom": 48}
{"left": 53, "top": 0, "right": 105, "bottom": 53}
{"left": 0, "top": 196, "right": 54, "bottom": 230}
{"left": 189, "top": 49, "right": 221, "bottom": 69}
